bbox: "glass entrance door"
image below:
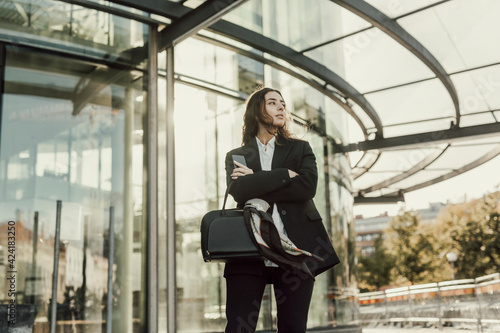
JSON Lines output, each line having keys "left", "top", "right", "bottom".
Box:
{"left": 0, "top": 45, "right": 147, "bottom": 332}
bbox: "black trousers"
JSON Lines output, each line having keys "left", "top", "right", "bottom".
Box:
{"left": 225, "top": 266, "right": 315, "bottom": 333}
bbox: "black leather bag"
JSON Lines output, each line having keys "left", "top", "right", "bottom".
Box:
{"left": 200, "top": 183, "right": 261, "bottom": 262}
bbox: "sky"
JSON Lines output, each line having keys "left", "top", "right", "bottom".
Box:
{"left": 353, "top": 154, "right": 500, "bottom": 218}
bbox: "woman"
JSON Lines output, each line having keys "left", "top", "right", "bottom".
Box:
{"left": 224, "top": 87, "right": 339, "bottom": 332}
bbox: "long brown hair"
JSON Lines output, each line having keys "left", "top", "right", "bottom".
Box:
{"left": 241, "top": 87, "right": 295, "bottom": 145}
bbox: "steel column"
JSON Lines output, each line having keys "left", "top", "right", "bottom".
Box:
{"left": 165, "top": 46, "right": 177, "bottom": 333}
{"left": 106, "top": 206, "right": 115, "bottom": 333}
{"left": 147, "top": 26, "right": 159, "bottom": 333}
{"left": 49, "top": 201, "right": 62, "bottom": 333}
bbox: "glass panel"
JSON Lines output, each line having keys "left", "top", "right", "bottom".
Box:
{"left": 264, "top": 64, "right": 353, "bottom": 146}
{"left": 173, "top": 84, "right": 243, "bottom": 332}
{"left": 325, "top": 97, "right": 350, "bottom": 143}
{"left": 347, "top": 114, "right": 366, "bottom": 144}
{"left": 222, "top": 0, "right": 263, "bottom": 34}
{"left": 352, "top": 152, "right": 379, "bottom": 178}
{"left": 365, "top": 0, "right": 444, "bottom": 18}
{"left": 451, "top": 65, "right": 500, "bottom": 114}
{"left": 399, "top": 0, "right": 500, "bottom": 73}
{"left": 0, "top": 46, "right": 146, "bottom": 331}
{"left": 350, "top": 103, "right": 376, "bottom": 134}
{"left": 389, "top": 169, "right": 453, "bottom": 189}
{"left": 364, "top": 79, "right": 455, "bottom": 126}
{"left": 172, "top": 2, "right": 358, "bottom": 330}
{"left": 266, "top": 0, "right": 370, "bottom": 52}
{"left": 427, "top": 145, "right": 499, "bottom": 170}
{"left": 495, "top": 111, "right": 500, "bottom": 121}
{"left": 175, "top": 38, "right": 264, "bottom": 95}
{"left": 348, "top": 151, "right": 364, "bottom": 168}
{"left": 0, "top": 0, "right": 147, "bottom": 66}
{"left": 172, "top": 82, "right": 356, "bottom": 331}
{"left": 328, "top": 177, "right": 358, "bottom": 325}
{"left": 305, "top": 132, "right": 331, "bottom": 328}
{"left": 383, "top": 118, "right": 452, "bottom": 138}
{"left": 460, "top": 113, "right": 496, "bottom": 127}
{"left": 369, "top": 147, "right": 444, "bottom": 173}
{"left": 224, "top": 0, "right": 371, "bottom": 53}
{"left": 354, "top": 172, "right": 400, "bottom": 190}
{"left": 306, "top": 27, "right": 434, "bottom": 93}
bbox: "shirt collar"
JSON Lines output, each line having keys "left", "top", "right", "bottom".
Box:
{"left": 255, "top": 136, "right": 276, "bottom": 152}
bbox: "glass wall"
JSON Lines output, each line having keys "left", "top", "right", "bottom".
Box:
{"left": 0, "top": 0, "right": 358, "bottom": 332}
{"left": 0, "top": 0, "right": 149, "bottom": 330}
{"left": 0, "top": 0, "right": 147, "bottom": 66}
{"left": 169, "top": 80, "right": 357, "bottom": 331}
{"left": 171, "top": 1, "right": 358, "bottom": 326}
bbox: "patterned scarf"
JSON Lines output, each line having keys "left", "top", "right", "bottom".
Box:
{"left": 243, "top": 198, "right": 324, "bottom": 278}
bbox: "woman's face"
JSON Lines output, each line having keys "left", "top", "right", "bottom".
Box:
{"left": 263, "top": 91, "right": 286, "bottom": 128}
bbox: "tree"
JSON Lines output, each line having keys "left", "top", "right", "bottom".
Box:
{"left": 357, "top": 236, "right": 395, "bottom": 291}
{"left": 357, "top": 193, "right": 500, "bottom": 290}
{"left": 436, "top": 193, "right": 500, "bottom": 279}
{"left": 384, "top": 211, "right": 440, "bottom": 284}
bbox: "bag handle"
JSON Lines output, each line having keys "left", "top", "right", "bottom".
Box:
{"left": 221, "top": 180, "right": 234, "bottom": 216}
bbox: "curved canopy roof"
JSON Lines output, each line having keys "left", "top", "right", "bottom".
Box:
{"left": 106, "top": 0, "right": 500, "bottom": 204}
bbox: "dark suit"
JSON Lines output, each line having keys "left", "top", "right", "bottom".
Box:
{"left": 223, "top": 136, "right": 339, "bottom": 332}
{"left": 225, "top": 136, "right": 339, "bottom": 277}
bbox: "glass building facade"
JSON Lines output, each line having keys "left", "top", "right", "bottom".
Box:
{"left": 0, "top": 0, "right": 358, "bottom": 332}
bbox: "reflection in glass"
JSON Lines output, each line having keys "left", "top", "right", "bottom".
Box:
{"left": 0, "top": 46, "right": 146, "bottom": 332}
{"left": 171, "top": 80, "right": 356, "bottom": 330}
{"left": 0, "top": 0, "right": 147, "bottom": 65}
{"left": 173, "top": 85, "right": 242, "bottom": 332}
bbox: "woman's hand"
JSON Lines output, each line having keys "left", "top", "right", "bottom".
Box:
{"left": 231, "top": 161, "right": 254, "bottom": 179}
{"left": 288, "top": 169, "right": 298, "bottom": 178}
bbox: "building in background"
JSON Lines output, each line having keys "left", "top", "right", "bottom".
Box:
{"left": 355, "top": 203, "right": 446, "bottom": 256}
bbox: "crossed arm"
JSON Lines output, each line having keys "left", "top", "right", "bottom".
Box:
{"left": 225, "top": 142, "right": 318, "bottom": 204}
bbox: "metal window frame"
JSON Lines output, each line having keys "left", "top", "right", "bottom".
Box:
{"left": 344, "top": 122, "right": 500, "bottom": 152}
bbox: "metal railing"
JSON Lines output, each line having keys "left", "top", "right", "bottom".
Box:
{"left": 359, "top": 273, "right": 500, "bottom": 332}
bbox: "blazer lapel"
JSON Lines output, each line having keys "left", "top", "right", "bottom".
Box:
{"left": 272, "top": 137, "right": 293, "bottom": 169}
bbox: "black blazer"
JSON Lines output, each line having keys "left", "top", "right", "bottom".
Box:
{"left": 224, "top": 136, "right": 340, "bottom": 277}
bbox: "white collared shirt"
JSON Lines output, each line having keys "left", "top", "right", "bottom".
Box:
{"left": 255, "top": 136, "right": 287, "bottom": 267}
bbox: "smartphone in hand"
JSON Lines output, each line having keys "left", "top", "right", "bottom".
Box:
{"left": 232, "top": 154, "right": 247, "bottom": 168}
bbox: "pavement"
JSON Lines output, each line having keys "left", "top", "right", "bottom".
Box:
{"left": 363, "top": 328, "right": 492, "bottom": 333}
